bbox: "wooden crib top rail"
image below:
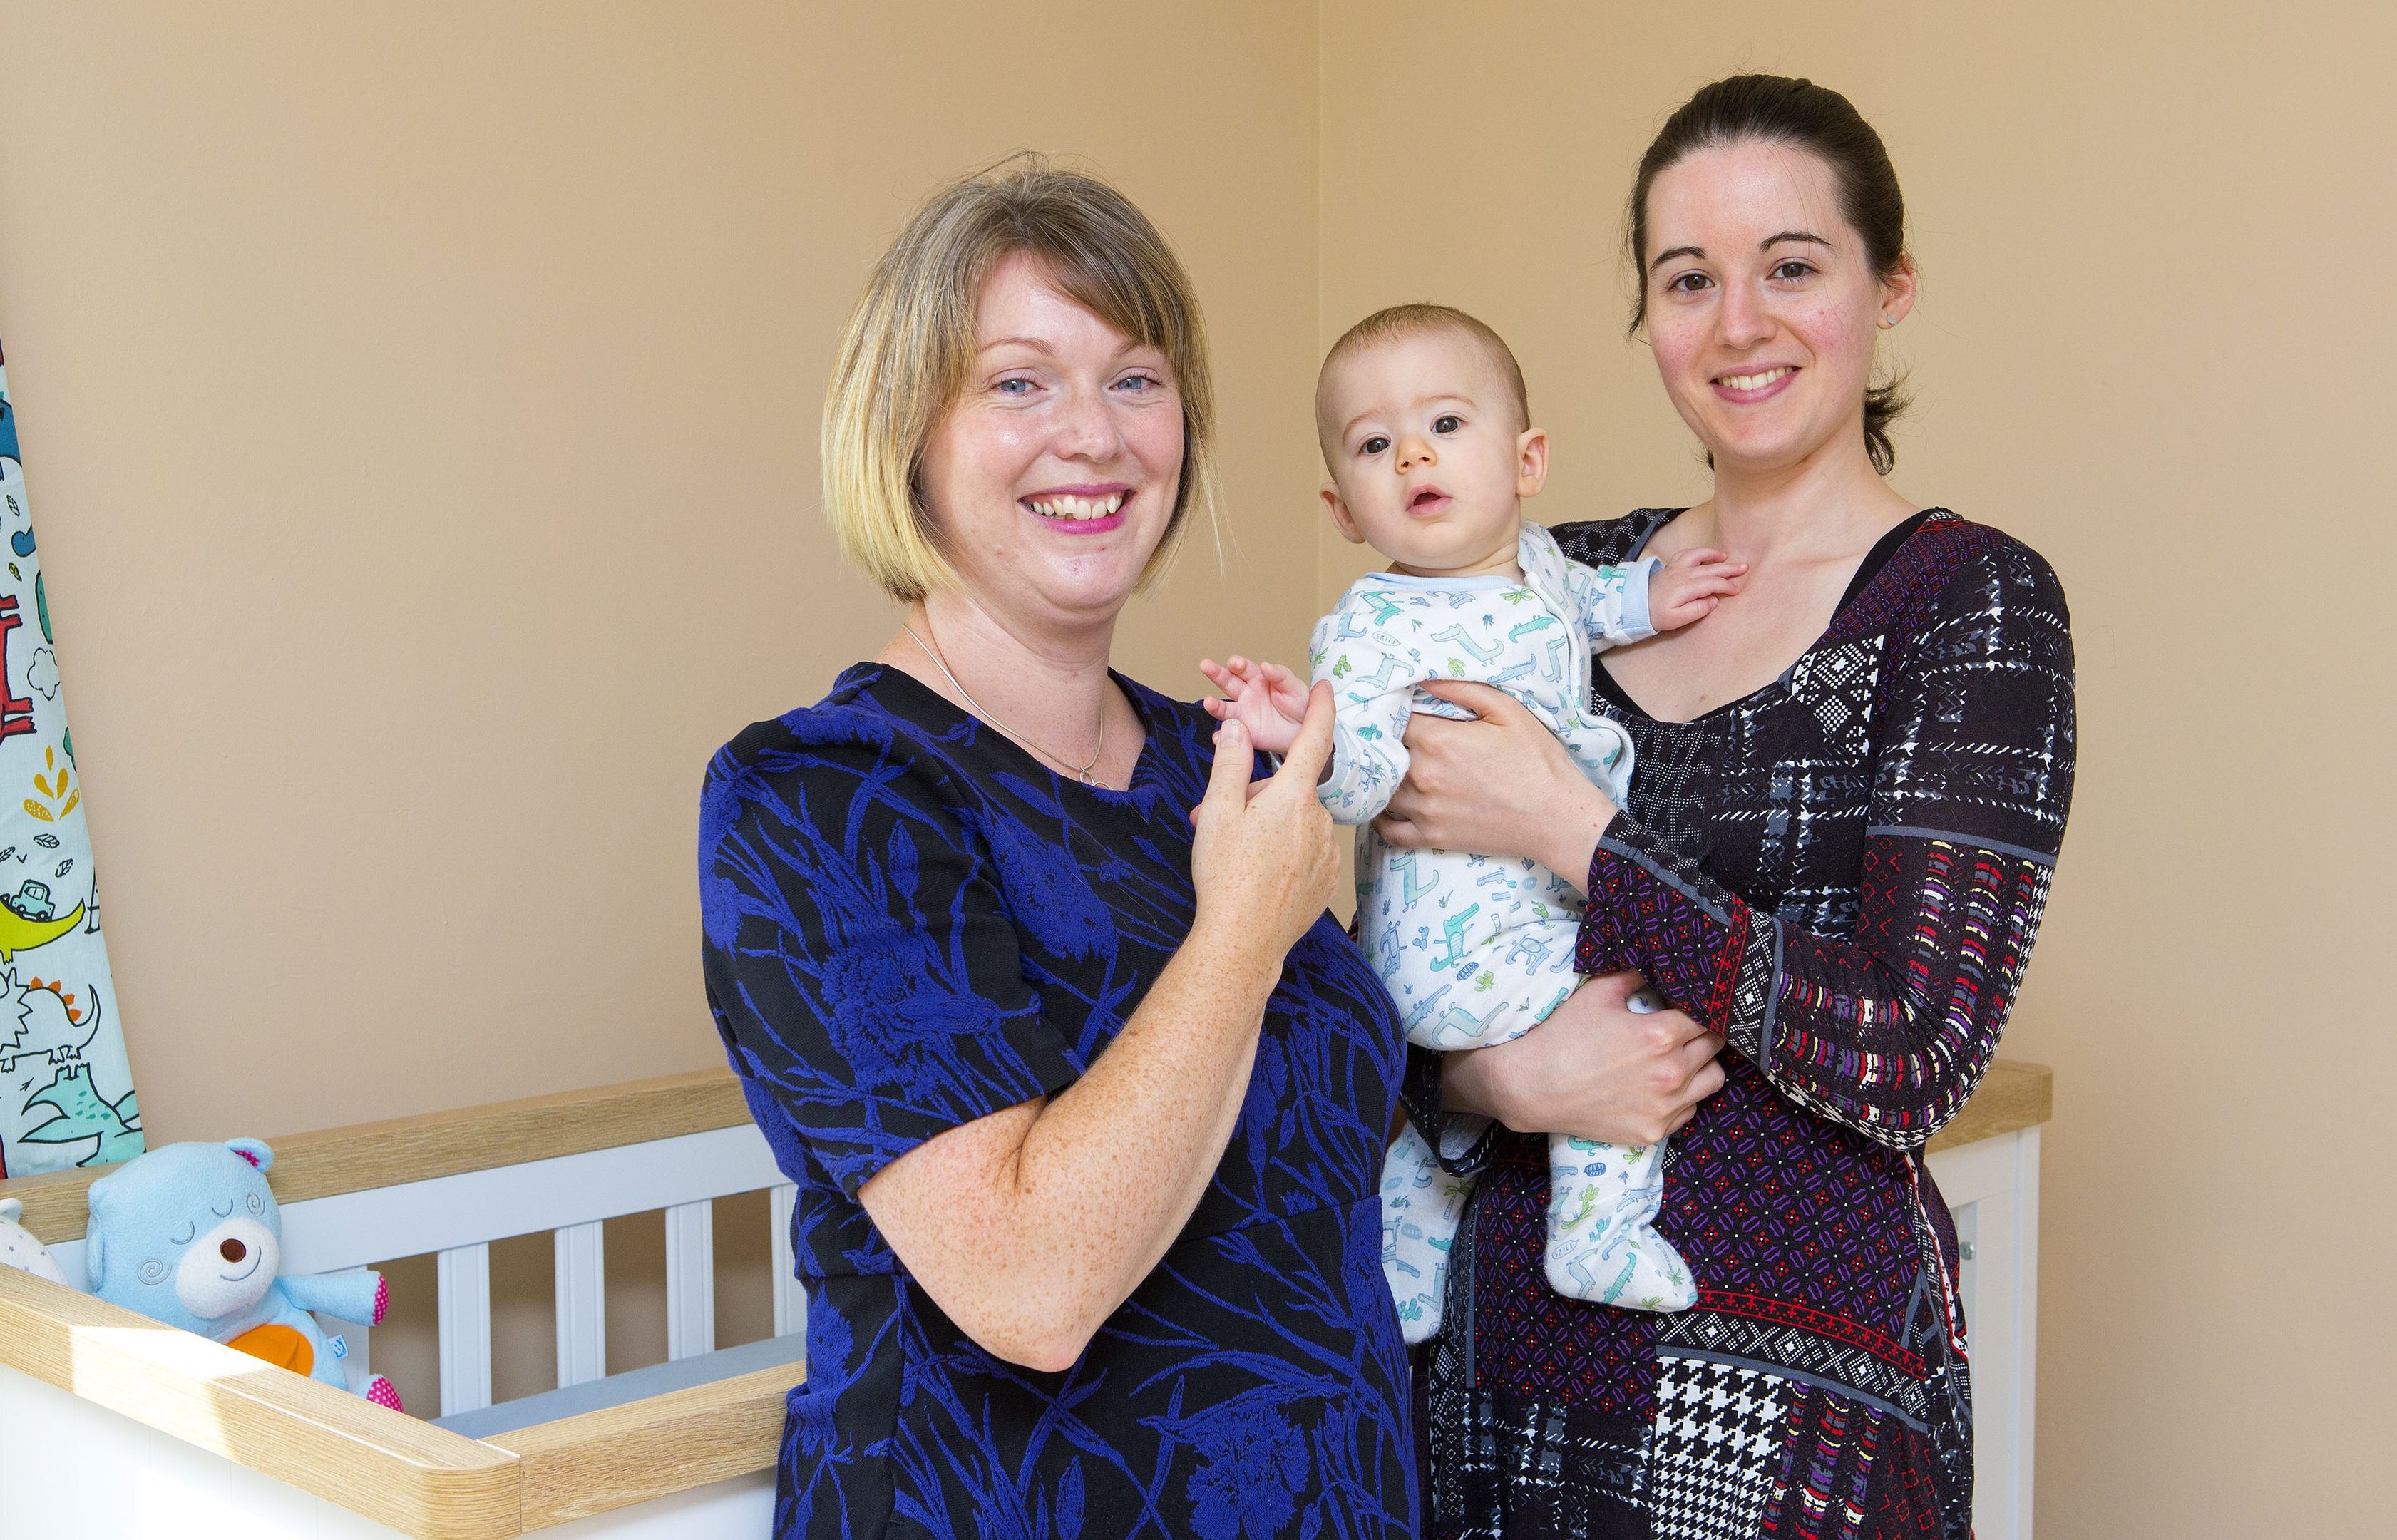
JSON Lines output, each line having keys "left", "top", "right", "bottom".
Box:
{"left": 0, "top": 1262, "right": 801, "bottom": 1537}
{"left": 0, "top": 1066, "right": 785, "bottom": 1536}
{"left": 1927, "top": 1059, "right": 2052, "bottom": 1153}
{"left": 0, "top": 1060, "right": 2050, "bottom": 1537}
{"left": 0, "top": 1066, "right": 754, "bottom": 1246}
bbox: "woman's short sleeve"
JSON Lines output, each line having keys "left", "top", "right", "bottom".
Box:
{"left": 699, "top": 732, "right": 1078, "bottom": 1198}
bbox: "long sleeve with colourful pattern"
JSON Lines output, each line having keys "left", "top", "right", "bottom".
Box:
{"left": 1574, "top": 529, "right": 2075, "bottom": 1149}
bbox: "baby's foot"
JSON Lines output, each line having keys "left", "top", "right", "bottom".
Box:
{"left": 1542, "top": 1135, "right": 1696, "bottom": 1313}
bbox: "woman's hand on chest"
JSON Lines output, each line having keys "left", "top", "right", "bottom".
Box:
{"left": 1604, "top": 518, "right": 1886, "bottom": 722}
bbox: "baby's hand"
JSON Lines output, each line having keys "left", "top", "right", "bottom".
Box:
{"left": 1199, "top": 655, "right": 1308, "bottom": 756}
{"left": 1648, "top": 547, "right": 1747, "bottom": 632}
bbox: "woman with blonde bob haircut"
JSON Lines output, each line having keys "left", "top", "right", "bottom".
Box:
{"left": 822, "top": 155, "right": 1219, "bottom": 604}
{"left": 700, "top": 157, "right": 1417, "bottom": 1539}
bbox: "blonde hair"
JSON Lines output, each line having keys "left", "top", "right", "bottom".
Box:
{"left": 822, "top": 155, "right": 1218, "bottom": 603}
{"left": 1317, "top": 302, "right": 1531, "bottom": 458}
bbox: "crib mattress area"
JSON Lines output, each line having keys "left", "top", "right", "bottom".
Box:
{"left": 437, "top": 1330, "right": 806, "bottom": 1438}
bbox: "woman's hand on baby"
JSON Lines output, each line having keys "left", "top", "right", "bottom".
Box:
{"left": 1198, "top": 654, "right": 1309, "bottom": 756}
{"left": 1189, "top": 683, "right": 1343, "bottom": 965}
{"left": 1649, "top": 546, "right": 1747, "bottom": 632}
{"left": 1443, "top": 972, "right": 1726, "bottom": 1146}
{"left": 1378, "top": 680, "right": 1617, "bottom": 881}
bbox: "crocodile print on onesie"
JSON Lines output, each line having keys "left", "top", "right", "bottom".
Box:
{"left": 1543, "top": 1134, "right": 1693, "bottom": 1312}
{"left": 1381, "top": 1117, "right": 1475, "bottom": 1343}
{"left": 1318, "top": 525, "right": 1698, "bottom": 1332}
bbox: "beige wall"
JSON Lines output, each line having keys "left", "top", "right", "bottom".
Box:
{"left": 1322, "top": 3, "right": 2395, "bottom": 1534}
{"left": 0, "top": 1, "right": 1320, "bottom": 1139}
{"left": 0, "top": 1, "right": 2383, "bottom": 1529}
{"left": 0, "top": 0, "right": 1321, "bottom": 1413}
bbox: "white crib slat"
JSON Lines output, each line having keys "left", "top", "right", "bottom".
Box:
{"left": 436, "top": 1241, "right": 493, "bottom": 1417}
{"left": 769, "top": 1183, "right": 806, "bottom": 1340}
{"left": 664, "top": 1200, "right": 715, "bottom": 1361}
{"left": 2015, "top": 1126, "right": 2042, "bottom": 1540}
{"left": 271, "top": 1123, "right": 784, "bottom": 1280}
{"left": 553, "top": 1220, "right": 607, "bottom": 1388}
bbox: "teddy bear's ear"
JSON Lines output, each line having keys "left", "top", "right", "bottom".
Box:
{"left": 226, "top": 1139, "right": 273, "bottom": 1172}
{"left": 0, "top": 1198, "right": 20, "bottom": 1224}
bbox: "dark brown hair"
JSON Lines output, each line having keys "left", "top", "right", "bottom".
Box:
{"left": 1626, "top": 75, "right": 1911, "bottom": 474}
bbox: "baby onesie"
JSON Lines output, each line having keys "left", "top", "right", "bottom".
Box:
{"left": 1310, "top": 522, "right": 1697, "bottom": 1342}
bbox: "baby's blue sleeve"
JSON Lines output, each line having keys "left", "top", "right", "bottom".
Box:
{"left": 1310, "top": 600, "right": 1427, "bottom": 826}
{"left": 1567, "top": 555, "right": 1662, "bottom": 650}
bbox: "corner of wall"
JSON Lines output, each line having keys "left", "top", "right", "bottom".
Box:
{"left": 1311, "top": 0, "right": 1330, "bottom": 619}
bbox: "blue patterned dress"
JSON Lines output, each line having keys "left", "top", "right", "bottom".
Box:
{"left": 699, "top": 664, "right": 1417, "bottom": 1540}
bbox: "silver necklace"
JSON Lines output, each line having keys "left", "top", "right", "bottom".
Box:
{"left": 901, "top": 622, "right": 1106, "bottom": 785}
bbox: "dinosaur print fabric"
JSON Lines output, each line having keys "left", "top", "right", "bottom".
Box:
{"left": 699, "top": 664, "right": 1415, "bottom": 1540}
{"left": 0, "top": 343, "right": 137, "bottom": 1176}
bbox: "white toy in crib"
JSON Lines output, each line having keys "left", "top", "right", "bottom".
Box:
{"left": 0, "top": 1195, "right": 66, "bottom": 1285}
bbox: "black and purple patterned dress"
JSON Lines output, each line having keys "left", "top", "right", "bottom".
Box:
{"left": 1410, "top": 509, "right": 2075, "bottom": 1539}
{"left": 700, "top": 664, "right": 1417, "bottom": 1540}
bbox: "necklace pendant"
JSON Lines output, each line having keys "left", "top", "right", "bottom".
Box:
{"left": 1077, "top": 768, "right": 1097, "bottom": 786}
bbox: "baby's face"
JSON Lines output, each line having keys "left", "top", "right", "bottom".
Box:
{"left": 1316, "top": 329, "right": 1542, "bottom": 575}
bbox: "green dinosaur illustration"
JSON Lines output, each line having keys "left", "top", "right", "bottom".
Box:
{"left": 19, "top": 1063, "right": 143, "bottom": 1166}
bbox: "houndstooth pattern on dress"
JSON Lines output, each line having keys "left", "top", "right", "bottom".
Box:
{"left": 1409, "top": 508, "right": 2075, "bottom": 1540}
{"left": 1648, "top": 1358, "right": 1787, "bottom": 1540}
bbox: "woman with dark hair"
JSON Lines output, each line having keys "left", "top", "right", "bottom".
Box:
{"left": 1381, "top": 76, "right": 2075, "bottom": 1536}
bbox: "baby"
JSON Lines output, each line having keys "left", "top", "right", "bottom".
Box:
{"left": 1202, "top": 304, "right": 1742, "bottom": 1342}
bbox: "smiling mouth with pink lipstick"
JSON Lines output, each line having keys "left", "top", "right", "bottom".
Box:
{"left": 1404, "top": 483, "right": 1453, "bottom": 518}
{"left": 1021, "top": 483, "right": 1133, "bottom": 534}
{"left": 1711, "top": 364, "right": 1801, "bottom": 404}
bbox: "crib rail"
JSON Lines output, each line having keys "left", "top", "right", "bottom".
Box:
{"left": 0, "top": 1060, "right": 2055, "bottom": 1538}
{"left": 5, "top": 1066, "right": 802, "bottom": 1421}
{"left": 0, "top": 1066, "right": 753, "bottom": 1245}
{"left": 0, "top": 1065, "right": 801, "bottom": 1537}
{"left": 0, "top": 1255, "right": 523, "bottom": 1534}
{"left": 484, "top": 1357, "right": 799, "bottom": 1529}
{"left": 1926, "top": 1059, "right": 2051, "bottom": 1154}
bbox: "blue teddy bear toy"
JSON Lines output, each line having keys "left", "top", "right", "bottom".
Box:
{"left": 86, "top": 1139, "right": 402, "bottom": 1410}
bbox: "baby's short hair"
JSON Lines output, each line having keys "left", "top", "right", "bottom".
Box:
{"left": 1317, "top": 303, "right": 1531, "bottom": 451}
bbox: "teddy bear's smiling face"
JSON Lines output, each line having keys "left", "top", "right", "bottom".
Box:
{"left": 86, "top": 1139, "right": 284, "bottom": 1333}
{"left": 174, "top": 1212, "right": 279, "bottom": 1318}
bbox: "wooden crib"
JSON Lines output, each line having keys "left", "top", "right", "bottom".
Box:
{"left": 0, "top": 1060, "right": 2050, "bottom": 1539}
